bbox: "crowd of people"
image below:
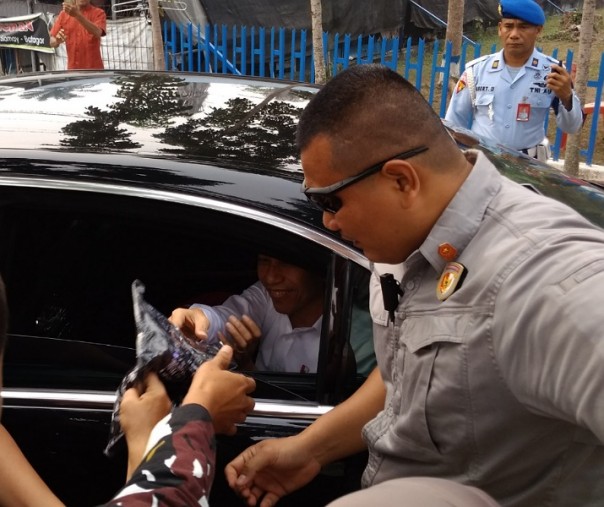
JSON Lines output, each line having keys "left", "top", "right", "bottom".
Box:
{"left": 1, "top": 1, "right": 602, "bottom": 506}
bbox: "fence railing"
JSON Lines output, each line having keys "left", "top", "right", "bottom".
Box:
{"left": 162, "top": 21, "right": 604, "bottom": 166}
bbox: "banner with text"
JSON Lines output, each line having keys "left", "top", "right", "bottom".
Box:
{"left": 0, "top": 13, "right": 53, "bottom": 53}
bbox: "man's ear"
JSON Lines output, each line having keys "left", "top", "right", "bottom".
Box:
{"left": 381, "top": 159, "right": 420, "bottom": 208}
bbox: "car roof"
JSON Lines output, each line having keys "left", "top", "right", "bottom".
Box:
{"left": 0, "top": 70, "right": 316, "bottom": 168}
{"left": 1, "top": 70, "right": 603, "bottom": 235}
{"left": 0, "top": 71, "right": 374, "bottom": 264}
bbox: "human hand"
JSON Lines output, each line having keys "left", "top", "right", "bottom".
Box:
{"left": 183, "top": 344, "right": 256, "bottom": 435}
{"left": 546, "top": 63, "right": 573, "bottom": 109}
{"left": 120, "top": 372, "right": 173, "bottom": 479}
{"left": 55, "top": 29, "right": 67, "bottom": 44}
{"left": 169, "top": 307, "right": 210, "bottom": 341}
{"left": 219, "top": 314, "right": 261, "bottom": 369}
{"left": 225, "top": 436, "right": 322, "bottom": 507}
{"left": 63, "top": 1, "right": 79, "bottom": 17}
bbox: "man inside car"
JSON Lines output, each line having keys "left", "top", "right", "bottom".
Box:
{"left": 170, "top": 254, "right": 326, "bottom": 373}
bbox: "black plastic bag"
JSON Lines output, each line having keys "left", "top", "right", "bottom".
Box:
{"left": 104, "top": 280, "right": 223, "bottom": 456}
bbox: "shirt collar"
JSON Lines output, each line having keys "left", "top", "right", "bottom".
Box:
{"left": 418, "top": 150, "right": 502, "bottom": 274}
{"left": 489, "top": 48, "right": 543, "bottom": 73}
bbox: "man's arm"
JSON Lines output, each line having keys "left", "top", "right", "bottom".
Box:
{"left": 0, "top": 425, "right": 65, "bottom": 507}
{"left": 64, "top": 3, "right": 105, "bottom": 39}
{"left": 104, "top": 346, "right": 256, "bottom": 506}
{"left": 103, "top": 405, "right": 217, "bottom": 506}
{"left": 48, "top": 14, "right": 64, "bottom": 48}
{"left": 302, "top": 367, "right": 386, "bottom": 464}
{"left": 547, "top": 63, "right": 583, "bottom": 134}
{"left": 226, "top": 367, "right": 386, "bottom": 507}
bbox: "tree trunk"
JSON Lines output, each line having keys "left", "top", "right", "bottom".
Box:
{"left": 563, "top": 0, "right": 595, "bottom": 175}
{"left": 310, "top": 0, "right": 327, "bottom": 84}
{"left": 443, "top": 0, "right": 464, "bottom": 95}
{"left": 148, "top": 0, "right": 165, "bottom": 71}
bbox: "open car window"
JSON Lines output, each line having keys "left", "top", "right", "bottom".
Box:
{"left": 0, "top": 186, "right": 375, "bottom": 403}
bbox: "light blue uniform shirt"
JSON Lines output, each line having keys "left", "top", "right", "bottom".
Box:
{"left": 445, "top": 48, "right": 583, "bottom": 150}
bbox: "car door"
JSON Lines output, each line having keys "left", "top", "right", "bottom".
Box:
{"left": 0, "top": 181, "right": 375, "bottom": 506}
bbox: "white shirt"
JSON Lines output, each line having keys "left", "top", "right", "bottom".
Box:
{"left": 192, "top": 281, "right": 321, "bottom": 373}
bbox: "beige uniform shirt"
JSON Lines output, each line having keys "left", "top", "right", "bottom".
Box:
{"left": 363, "top": 150, "right": 604, "bottom": 506}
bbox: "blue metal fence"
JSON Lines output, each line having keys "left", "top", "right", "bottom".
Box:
{"left": 162, "top": 21, "right": 604, "bottom": 166}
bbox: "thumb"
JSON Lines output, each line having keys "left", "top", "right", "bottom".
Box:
{"left": 211, "top": 344, "right": 233, "bottom": 370}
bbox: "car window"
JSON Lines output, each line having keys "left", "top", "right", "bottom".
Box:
{"left": 0, "top": 186, "right": 375, "bottom": 402}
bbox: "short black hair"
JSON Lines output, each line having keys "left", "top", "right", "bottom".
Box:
{"left": 296, "top": 64, "right": 455, "bottom": 172}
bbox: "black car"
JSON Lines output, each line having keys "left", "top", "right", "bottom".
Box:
{"left": 1, "top": 70, "right": 603, "bottom": 506}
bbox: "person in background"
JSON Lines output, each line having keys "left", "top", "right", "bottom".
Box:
{"left": 445, "top": 0, "right": 583, "bottom": 161}
{"left": 225, "top": 64, "right": 604, "bottom": 507}
{"left": 0, "top": 275, "right": 256, "bottom": 506}
{"left": 49, "top": 0, "right": 106, "bottom": 70}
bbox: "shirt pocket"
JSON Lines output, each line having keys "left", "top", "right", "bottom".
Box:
{"left": 388, "top": 313, "right": 471, "bottom": 461}
{"left": 527, "top": 94, "right": 551, "bottom": 110}
{"left": 474, "top": 93, "right": 494, "bottom": 120}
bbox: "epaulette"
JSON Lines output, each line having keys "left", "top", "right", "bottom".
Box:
{"left": 543, "top": 54, "right": 560, "bottom": 64}
{"left": 464, "top": 53, "right": 491, "bottom": 70}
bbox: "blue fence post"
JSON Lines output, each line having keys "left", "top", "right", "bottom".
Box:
{"left": 585, "top": 51, "right": 604, "bottom": 166}
{"left": 428, "top": 39, "right": 441, "bottom": 107}
{"left": 185, "top": 22, "right": 194, "bottom": 71}
{"left": 195, "top": 24, "right": 205, "bottom": 72}
{"left": 545, "top": 47, "right": 559, "bottom": 146}
{"left": 380, "top": 35, "right": 399, "bottom": 71}
{"left": 162, "top": 20, "right": 170, "bottom": 70}
{"left": 356, "top": 34, "right": 375, "bottom": 65}
{"left": 330, "top": 32, "right": 352, "bottom": 77}
{"left": 404, "top": 36, "right": 424, "bottom": 90}
{"left": 290, "top": 29, "right": 308, "bottom": 81}
{"left": 201, "top": 23, "right": 212, "bottom": 72}
{"left": 250, "top": 26, "right": 266, "bottom": 77}
{"left": 231, "top": 25, "right": 246, "bottom": 75}
{"left": 459, "top": 40, "right": 481, "bottom": 72}
{"left": 269, "top": 27, "right": 286, "bottom": 79}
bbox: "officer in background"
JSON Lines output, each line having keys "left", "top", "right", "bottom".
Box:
{"left": 445, "top": 0, "right": 583, "bottom": 161}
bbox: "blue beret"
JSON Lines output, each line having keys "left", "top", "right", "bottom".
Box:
{"left": 499, "top": 0, "right": 546, "bottom": 25}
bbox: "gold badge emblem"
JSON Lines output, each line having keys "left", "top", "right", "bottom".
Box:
{"left": 437, "top": 262, "right": 467, "bottom": 301}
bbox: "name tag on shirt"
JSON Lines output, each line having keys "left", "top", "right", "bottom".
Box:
{"left": 517, "top": 103, "right": 531, "bottom": 122}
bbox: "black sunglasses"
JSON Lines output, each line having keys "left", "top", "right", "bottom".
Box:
{"left": 302, "top": 145, "right": 429, "bottom": 214}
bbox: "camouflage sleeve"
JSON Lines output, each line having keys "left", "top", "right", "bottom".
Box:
{"left": 101, "top": 404, "right": 216, "bottom": 506}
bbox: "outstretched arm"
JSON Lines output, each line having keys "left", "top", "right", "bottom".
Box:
{"left": 105, "top": 346, "right": 256, "bottom": 506}
{"left": 64, "top": 2, "right": 105, "bottom": 39}
{"left": 226, "top": 367, "right": 386, "bottom": 507}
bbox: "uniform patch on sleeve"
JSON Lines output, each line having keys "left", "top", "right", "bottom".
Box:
{"left": 455, "top": 74, "right": 467, "bottom": 93}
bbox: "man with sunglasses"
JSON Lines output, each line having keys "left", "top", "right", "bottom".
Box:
{"left": 225, "top": 63, "right": 604, "bottom": 507}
